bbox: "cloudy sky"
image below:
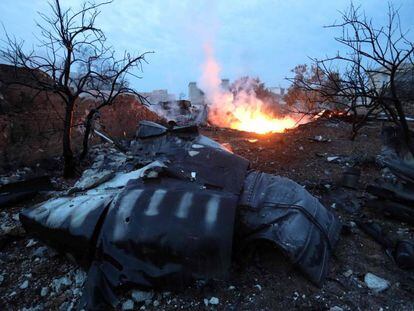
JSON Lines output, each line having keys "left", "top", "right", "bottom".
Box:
{"left": 0, "top": 0, "right": 413, "bottom": 96}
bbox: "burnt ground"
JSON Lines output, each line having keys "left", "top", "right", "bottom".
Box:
{"left": 1, "top": 118, "right": 414, "bottom": 310}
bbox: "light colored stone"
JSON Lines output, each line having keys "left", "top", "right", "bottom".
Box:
{"left": 343, "top": 269, "right": 353, "bottom": 277}
{"left": 209, "top": 297, "right": 219, "bottom": 305}
{"left": 74, "top": 269, "right": 87, "bottom": 287}
{"left": 20, "top": 280, "right": 29, "bottom": 289}
{"left": 51, "top": 276, "right": 72, "bottom": 293}
{"left": 26, "top": 239, "right": 37, "bottom": 248}
{"left": 122, "top": 299, "right": 134, "bottom": 311}
{"left": 131, "top": 290, "right": 154, "bottom": 303}
{"left": 329, "top": 307, "right": 344, "bottom": 311}
{"left": 364, "top": 273, "right": 390, "bottom": 293}
{"left": 40, "top": 287, "right": 49, "bottom": 297}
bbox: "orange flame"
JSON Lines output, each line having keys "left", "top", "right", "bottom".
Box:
{"left": 199, "top": 43, "right": 303, "bottom": 134}
{"left": 230, "top": 107, "right": 297, "bottom": 134}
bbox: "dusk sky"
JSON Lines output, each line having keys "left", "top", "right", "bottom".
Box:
{"left": 1, "top": 0, "right": 413, "bottom": 96}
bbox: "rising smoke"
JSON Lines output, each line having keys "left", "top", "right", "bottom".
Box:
{"left": 198, "top": 43, "right": 304, "bottom": 134}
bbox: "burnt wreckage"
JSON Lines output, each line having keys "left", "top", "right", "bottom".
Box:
{"left": 20, "top": 121, "right": 342, "bottom": 309}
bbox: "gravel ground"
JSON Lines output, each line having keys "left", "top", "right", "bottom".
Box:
{"left": 0, "top": 119, "right": 413, "bottom": 310}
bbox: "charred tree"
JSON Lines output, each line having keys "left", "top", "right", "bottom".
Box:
{"left": 0, "top": 0, "right": 150, "bottom": 177}
{"left": 287, "top": 3, "right": 414, "bottom": 147}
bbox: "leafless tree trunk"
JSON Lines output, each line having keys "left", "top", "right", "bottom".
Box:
{"left": 287, "top": 3, "right": 414, "bottom": 150}
{"left": 0, "top": 0, "right": 151, "bottom": 177}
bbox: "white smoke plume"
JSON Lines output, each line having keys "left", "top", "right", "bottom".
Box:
{"left": 198, "top": 43, "right": 304, "bottom": 134}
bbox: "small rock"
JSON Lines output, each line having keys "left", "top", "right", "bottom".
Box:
{"left": 343, "top": 269, "right": 353, "bottom": 278}
{"left": 26, "top": 239, "right": 37, "bottom": 248}
{"left": 209, "top": 297, "right": 219, "bottom": 305}
{"left": 74, "top": 269, "right": 86, "bottom": 287}
{"left": 203, "top": 298, "right": 209, "bottom": 306}
{"left": 40, "top": 287, "right": 49, "bottom": 297}
{"left": 364, "top": 273, "right": 390, "bottom": 293}
{"left": 32, "top": 246, "right": 48, "bottom": 258}
{"left": 12, "top": 213, "right": 20, "bottom": 221}
{"left": 122, "top": 299, "right": 134, "bottom": 310}
{"left": 59, "top": 301, "right": 74, "bottom": 311}
{"left": 254, "top": 284, "right": 262, "bottom": 291}
{"left": 329, "top": 307, "right": 344, "bottom": 311}
{"left": 228, "top": 285, "right": 236, "bottom": 290}
{"left": 131, "top": 290, "right": 154, "bottom": 303}
{"left": 51, "top": 276, "right": 72, "bottom": 293}
{"left": 153, "top": 300, "right": 160, "bottom": 307}
{"left": 20, "top": 280, "right": 29, "bottom": 289}
{"left": 327, "top": 156, "right": 339, "bottom": 162}
{"left": 72, "top": 288, "right": 81, "bottom": 296}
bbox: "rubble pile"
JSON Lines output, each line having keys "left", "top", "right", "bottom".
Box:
{"left": 0, "top": 119, "right": 413, "bottom": 310}
{"left": 18, "top": 121, "right": 341, "bottom": 309}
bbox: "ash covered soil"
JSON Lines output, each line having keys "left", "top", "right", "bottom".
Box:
{"left": 1, "top": 119, "right": 414, "bottom": 310}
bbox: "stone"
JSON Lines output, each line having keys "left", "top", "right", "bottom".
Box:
{"left": 20, "top": 280, "right": 29, "bottom": 289}
{"left": 40, "top": 287, "right": 49, "bottom": 297}
{"left": 59, "top": 301, "right": 74, "bottom": 311}
{"left": 364, "top": 273, "right": 390, "bottom": 293}
{"left": 122, "top": 299, "right": 134, "bottom": 311}
{"left": 26, "top": 239, "right": 37, "bottom": 248}
{"left": 131, "top": 290, "right": 154, "bottom": 303}
{"left": 32, "top": 246, "right": 48, "bottom": 258}
{"left": 329, "top": 307, "right": 344, "bottom": 311}
{"left": 343, "top": 269, "right": 353, "bottom": 277}
{"left": 153, "top": 300, "right": 160, "bottom": 307}
{"left": 51, "top": 276, "right": 72, "bottom": 293}
{"left": 254, "top": 284, "right": 262, "bottom": 291}
{"left": 209, "top": 297, "right": 219, "bottom": 305}
{"left": 74, "top": 269, "right": 86, "bottom": 287}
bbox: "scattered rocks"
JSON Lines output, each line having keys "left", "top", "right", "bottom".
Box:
{"left": 59, "top": 301, "right": 74, "bottom": 311}
{"left": 73, "top": 269, "right": 86, "bottom": 287}
{"left": 131, "top": 290, "right": 154, "bottom": 303}
{"left": 364, "top": 273, "right": 390, "bottom": 293}
{"left": 51, "top": 276, "right": 72, "bottom": 293}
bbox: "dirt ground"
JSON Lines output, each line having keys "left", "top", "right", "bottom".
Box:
{"left": 1, "top": 118, "right": 413, "bottom": 310}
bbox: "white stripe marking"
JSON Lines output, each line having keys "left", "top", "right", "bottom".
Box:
{"left": 176, "top": 192, "right": 193, "bottom": 219}
{"left": 145, "top": 189, "right": 167, "bottom": 216}
{"left": 205, "top": 195, "right": 220, "bottom": 227}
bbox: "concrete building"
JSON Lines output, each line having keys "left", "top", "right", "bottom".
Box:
{"left": 269, "top": 86, "right": 285, "bottom": 97}
{"left": 188, "top": 82, "right": 205, "bottom": 106}
{"left": 140, "top": 89, "right": 175, "bottom": 105}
